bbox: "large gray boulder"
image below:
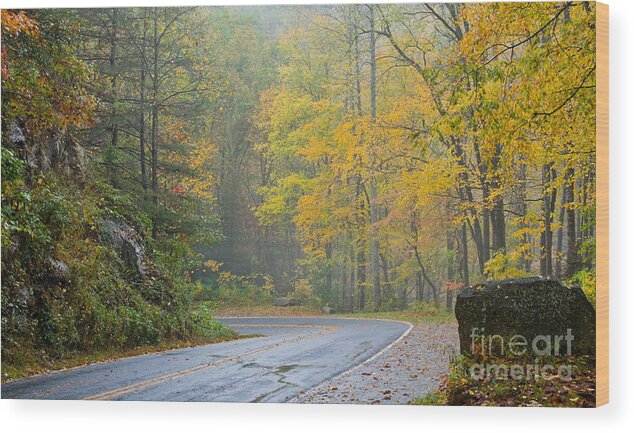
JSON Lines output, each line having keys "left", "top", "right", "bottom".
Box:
{"left": 100, "top": 218, "right": 148, "bottom": 278}
{"left": 455, "top": 277, "right": 595, "bottom": 356}
{"left": 272, "top": 297, "right": 299, "bottom": 307}
{"left": 6, "top": 120, "right": 25, "bottom": 147}
{"left": 47, "top": 258, "right": 71, "bottom": 285}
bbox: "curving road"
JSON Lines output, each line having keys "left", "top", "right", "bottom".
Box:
{"left": 1, "top": 317, "right": 411, "bottom": 402}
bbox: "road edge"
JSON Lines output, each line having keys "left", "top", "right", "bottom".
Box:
{"left": 286, "top": 318, "right": 414, "bottom": 403}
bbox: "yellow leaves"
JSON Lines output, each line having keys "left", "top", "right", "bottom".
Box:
{"left": 395, "top": 158, "right": 456, "bottom": 212}
{"left": 255, "top": 173, "right": 309, "bottom": 226}
{"left": 296, "top": 193, "right": 328, "bottom": 224}
{"left": 256, "top": 86, "right": 333, "bottom": 167}
{"left": 299, "top": 136, "right": 334, "bottom": 162}
{"left": 458, "top": 1, "right": 596, "bottom": 166}
{"left": 250, "top": 2, "right": 597, "bottom": 287}
{"left": 484, "top": 252, "right": 529, "bottom": 280}
{"left": 295, "top": 100, "right": 342, "bottom": 163}
{"left": 204, "top": 259, "right": 222, "bottom": 272}
{"left": 329, "top": 116, "right": 402, "bottom": 181}
{"left": 173, "top": 132, "right": 217, "bottom": 203}
{"left": 460, "top": 2, "right": 556, "bottom": 64}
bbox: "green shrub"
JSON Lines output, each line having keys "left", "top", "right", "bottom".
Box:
{"left": 569, "top": 269, "right": 596, "bottom": 306}
{"left": 410, "top": 391, "right": 447, "bottom": 406}
{"left": 197, "top": 272, "right": 274, "bottom": 306}
{"left": 1, "top": 170, "right": 227, "bottom": 365}
{"left": 407, "top": 300, "right": 449, "bottom": 316}
{"left": 290, "top": 278, "right": 321, "bottom": 307}
{"left": 190, "top": 303, "right": 235, "bottom": 340}
{"left": 441, "top": 354, "right": 596, "bottom": 407}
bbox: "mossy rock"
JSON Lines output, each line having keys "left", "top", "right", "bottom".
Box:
{"left": 455, "top": 277, "right": 595, "bottom": 356}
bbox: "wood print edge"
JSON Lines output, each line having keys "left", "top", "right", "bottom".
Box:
{"left": 595, "top": 0, "right": 609, "bottom": 408}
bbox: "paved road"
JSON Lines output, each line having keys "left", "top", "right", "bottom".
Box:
{"left": 1, "top": 317, "right": 411, "bottom": 402}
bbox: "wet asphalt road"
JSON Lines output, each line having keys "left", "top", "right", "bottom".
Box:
{"left": 1, "top": 317, "right": 411, "bottom": 402}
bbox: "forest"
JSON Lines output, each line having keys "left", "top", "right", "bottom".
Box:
{"left": 1, "top": 2, "right": 597, "bottom": 374}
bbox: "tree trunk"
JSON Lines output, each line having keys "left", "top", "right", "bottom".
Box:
{"left": 109, "top": 8, "right": 119, "bottom": 187}
{"left": 415, "top": 271, "right": 423, "bottom": 302}
{"left": 453, "top": 143, "right": 485, "bottom": 273}
{"left": 413, "top": 244, "right": 438, "bottom": 305}
{"left": 555, "top": 187, "right": 566, "bottom": 277}
{"left": 461, "top": 222, "right": 469, "bottom": 288}
{"left": 325, "top": 241, "right": 333, "bottom": 296}
{"left": 150, "top": 8, "right": 160, "bottom": 238}
{"left": 357, "top": 248, "right": 366, "bottom": 311}
{"left": 491, "top": 194, "right": 506, "bottom": 253}
{"left": 348, "top": 242, "right": 356, "bottom": 312}
{"left": 354, "top": 14, "right": 362, "bottom": 115}
{"left": 446, "top": 228, "right": 456, "bottom": 311}
{"left": 540, "top": 164, "right": 554, "bottom": 277}
{"left": 368, "top": 4, "right": 381, "bottom": 310}
{"left": 489, "top": 145, "right": 506, "bottom": 254}
{"left": 565, "top": 167, "right": 581, "bottom": 278}
{"left": 380, "top": 252, "right": 391, "bottom": 301}
{"left": 139, "top": 9, "right": 148, "bottom": 191}
{"left": 482, "top": 207, "right": 491, "bottom": 263}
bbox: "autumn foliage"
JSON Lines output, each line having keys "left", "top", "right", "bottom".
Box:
{"left": 1, "top": 4, "right": 598, "bottom": 375}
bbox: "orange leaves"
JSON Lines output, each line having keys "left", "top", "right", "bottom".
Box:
{"left": 1, "top": 10, "right": 40, "bottom": 80}
{"left": 1, "top": 10, "right": 40, "bottom": 38}
{"left": 171, "top": 184, "right": 187, "bottom": 194}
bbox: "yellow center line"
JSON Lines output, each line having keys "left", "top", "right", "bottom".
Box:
{"left": 82, "top": 325, "right": 338, "bottom": 401}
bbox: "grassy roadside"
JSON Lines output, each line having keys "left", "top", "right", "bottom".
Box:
{"left": 335, "top": 301, "right": 456, "bottom": 324}
{"left": 411, "top": 355, "right": 596, "bottom": 408}
{"left": 2, "top": 304, "right": 246, "bottom": 383}
{"left": 2, "top": 332, "right": 246, "bottom": 383}
{"left": 211, "top": 303, "right": 324, "bottom": 317}
{"left": 334, "top": 309, "right": 455, "bottom": 324}
{"left": 210, "top": 300, "right": 456, "bottom": 324}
